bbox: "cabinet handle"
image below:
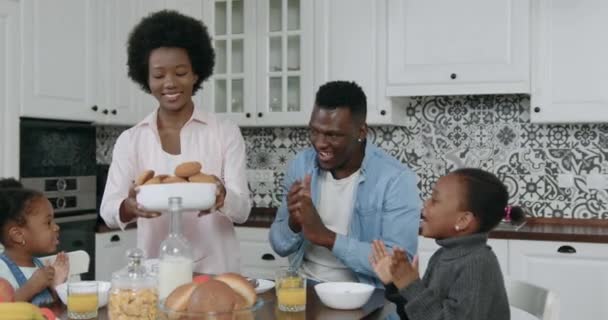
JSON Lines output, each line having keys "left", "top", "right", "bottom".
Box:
{"left": 257, "top": 112, "right": 263, "bottom": 118}
{"left": 110, "top": 235, "right": 121, "bottom": 242}
{"left": 534, "top": 106, "right": 541, "bottom": 113}
{"left": 450, "top": 73, "right": 457, "bottom": 80}
{"left": 246, "top": 113, "right": 251, "bottom": 118}
{"left": 72, "top": 240, "right": 84, "bottom": 248}
{"left": 380, "top": 109, "right": 386, "bottom": 116}
{"left": 111, "top": 109, "right": 117, "bottom": 115}
{"left": 102, "top": 109, "right": 109, "bottom": 115}
{"left": 261, "top": 253, "right": 275, "bottom": 261}
{"left": 91, "top": 105, "right": 98, "bottom": 111}
{"left": 557, "top": 245, "right": 576, "bottom": 254}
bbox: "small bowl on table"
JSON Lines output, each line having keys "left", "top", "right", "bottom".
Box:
{"left": 314, "top": 282, "right": 374, "bottom": 310}
{"left": 136, "top": 182, "right": 217, "bottom": 212}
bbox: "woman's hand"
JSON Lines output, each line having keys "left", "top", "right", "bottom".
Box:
{"left": 119, "top": 185, "right": 161, "bottom": 222}
{"left": 198, "top": 175, "right": 226, "bottom": 217}
{"left": 369, "top": 240, "right": 394, "bottom": 285}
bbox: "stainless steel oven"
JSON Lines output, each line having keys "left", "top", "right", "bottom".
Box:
{"left": 20, "top": 118, "right": 97, "bottom": 280}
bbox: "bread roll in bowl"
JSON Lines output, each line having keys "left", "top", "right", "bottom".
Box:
{"left": 135, "top": 170, "right": 155, "bottom": 185}
{"left": 164, "top": 282, "right": 198, "bottom": 312}
{"left": 174, "top": 161, "right": 202, "bottom": 178}
{"left": 162, "top": 176, "right": 188, "bottom": 184}
{"left": 215, "top": 273, "right": 257, "bottom": 308}
{"left": 188, "top": 173, "right": 216, "bottom": 184}
{"left": 187, "top": 279, "right": 236, "bottom": 314}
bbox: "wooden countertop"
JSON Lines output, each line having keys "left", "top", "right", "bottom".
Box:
{"left": 97, "top": 207, "right": 608, "bottom": 243}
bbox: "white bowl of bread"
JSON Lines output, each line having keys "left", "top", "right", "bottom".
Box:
{"left": 160, "top": 273, "right": 262, "bottom": 319}
{"left": 135, "top": 161, "right": 217, "bottom": 212}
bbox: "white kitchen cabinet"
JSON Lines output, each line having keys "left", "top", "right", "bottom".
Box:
{"left": 96, "top": 0, "right": 149, "bottom": 126}
{"left": 21, "top": 0, "right": 100, "bottom": 122}
{"left": 235, "top": 227, "right": 289, "bottom": 280}
{"left": 386, "top": 0, "right": 530, "bottom": 96}
{"left": 95, "top": 229, "right": 137, "bottom": 281}
{"left": 509, "top": 239, "right": 608, "bottom": 320}
{"left": 313, "top": 0, "right": 405, "bottom": 126}
{"left": 418, "top": 236, "right": 509, "bottom": 276}
{"left": 0, "top": 0, "right": 20, "bottom": 179}
{"left": 203, "top": 0, "right": 314, "bottom": 127}
{"left": 530, "top": 0, "right": 608, "bottom": 123}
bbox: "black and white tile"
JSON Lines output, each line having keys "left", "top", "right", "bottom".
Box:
{"left": 97, "top": 94, "right": 608, "bottom": 219}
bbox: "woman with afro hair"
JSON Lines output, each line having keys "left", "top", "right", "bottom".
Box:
{"left": 100, "top": 10, "right": 251, "bottom": 274}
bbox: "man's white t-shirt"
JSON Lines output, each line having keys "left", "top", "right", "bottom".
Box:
{"left": 300, "top": 170, "right": 360, "bottom": 282}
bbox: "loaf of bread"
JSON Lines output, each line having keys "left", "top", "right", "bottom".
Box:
{"left": 187, "top": 280, "right": 236, "bottom": 314}
{"left": 163, "top": 273, "right": 257, "bottom": 315}
{"left": 164, "top": 282, "right": 198, "bottom": 312}
{"left": 214, "top": 273, "right": 257, "bottom": 308}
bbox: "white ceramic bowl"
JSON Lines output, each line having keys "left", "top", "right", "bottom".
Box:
{"left": 136, "top": 182, "right": 217, "bottom": 211}
{"left": 314, "top": 282, "right": 374, "bottom": 310}
{"left": 56, "top": 281, "right": 111, "bottom": 308}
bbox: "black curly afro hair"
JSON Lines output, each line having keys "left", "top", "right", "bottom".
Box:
{"left": 127, "top": 10, "right": 215, "bottom": 95}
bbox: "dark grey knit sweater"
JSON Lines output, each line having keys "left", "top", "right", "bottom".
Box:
{"left": 386, "top": 233, "right": 510, "bottom": 320}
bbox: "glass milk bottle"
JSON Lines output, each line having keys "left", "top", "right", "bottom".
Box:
{"left": 158, "top": 197, "right": 193, "bottom": 300}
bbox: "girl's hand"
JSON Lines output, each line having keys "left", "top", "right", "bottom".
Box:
{"left": 52, "top": 252, "right": 69, "bottom": 287}
{"left": 369, "top": 240, "right": 394, "bottom": 285}
{"left": 29, "top": 266, "right": 54, "bottom": 292}
{"left": 391, "top": 248, "right": 420, "bottom": 290}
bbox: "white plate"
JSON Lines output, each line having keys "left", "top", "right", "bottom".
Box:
{"left": 255, "top": 279, "right": 275, "bottom": 294}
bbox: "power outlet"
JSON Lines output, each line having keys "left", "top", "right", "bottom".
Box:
{"left": 247, "top": 169, "right": 274, "bottom": 183}
{"left": 586, "top": 174, "right": 608, "bottom": 189}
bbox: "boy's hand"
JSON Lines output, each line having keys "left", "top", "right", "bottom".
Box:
{"left": 391, "top": 248, "right": 420, "bottom": 290}
{"left": 29, "top": 266, "right": 55, "bottom": 292}
{"left": 369, "top": 240, "right": 393, "bottom": 285}
{"left": 52, "top": 252, "right": 70, "bottom": 287}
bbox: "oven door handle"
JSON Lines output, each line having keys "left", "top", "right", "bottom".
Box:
{"left": 55, "top": 213, "right": 98, "bottom": 224}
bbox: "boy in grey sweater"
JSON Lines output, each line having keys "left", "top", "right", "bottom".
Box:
{"left": 371, "top": 168, "right": 524, "bottom": 320}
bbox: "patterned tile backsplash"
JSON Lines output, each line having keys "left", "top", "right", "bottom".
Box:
{"left": 97, "top": 95, "right": 608, "bottom": 219}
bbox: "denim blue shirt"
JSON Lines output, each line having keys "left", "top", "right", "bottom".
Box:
{"left": 269, "top": 142, "right": 422, "bottom": 287}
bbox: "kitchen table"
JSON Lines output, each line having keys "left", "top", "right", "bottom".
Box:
{"left": 58, "top": 285, "right": 397, "bottom": 319}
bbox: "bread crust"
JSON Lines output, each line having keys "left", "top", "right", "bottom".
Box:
{"left": 188, "top": 173, "right": 216, "bottom": 183}
{"left": 215, "top": 273, "right": 257, "bottom": 308}
{"left": 187, "top": 279, "right": 236, "bottom": 313}
{"left": 174, "top": 161, "right": 202, "bottom": 178}
{"left": 162, "top": 176, "right": 188, "bottom": 184}
{"left": 135, "top": 170, "right": 155, "bottom": 185}
{"left": 165, "top": 282, "right": 198, "bottom": 312}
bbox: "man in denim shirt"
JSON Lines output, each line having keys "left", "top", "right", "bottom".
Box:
{"left": 269, "top": 81, "right": 421, "bottom": 287}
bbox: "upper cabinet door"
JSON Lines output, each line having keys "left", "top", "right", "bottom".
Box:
{"left": 256, "top": 0, "right": 314, "bottom": 126}
{"left": 0, "top": 0, "right": 20, "bottom": 178}
{"left": 203, "top": 0, "right": 257, "bottom": 126}
{"left": 531, "top": 0, "right": 608, "bottom": 123}
{"left": 386, "top": 0, "right": 530, "bottom": 96}
{"left": 97, "top": 0, "right": 148, "bottom": 126}
{"left": 21, "top": 0, "right": 99, "bottom": 121}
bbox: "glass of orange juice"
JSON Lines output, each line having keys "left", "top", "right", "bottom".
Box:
{"left": 67, "top": 282, "right": 99, "bottom": 319}
{"left": 275, "top": 267, "right": 306, "bottom": 312}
